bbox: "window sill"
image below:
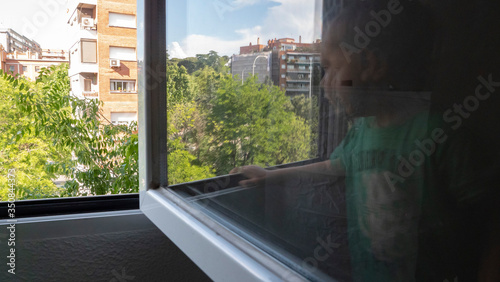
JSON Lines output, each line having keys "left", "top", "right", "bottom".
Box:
{"left": 141, "top": 188, "right": 307, "bottom": 282}
{"left": 110, "top": 91, "right": 137, "bottom": 94}
{"left": 0, "top": 194, "right": 138, "bottom": 219}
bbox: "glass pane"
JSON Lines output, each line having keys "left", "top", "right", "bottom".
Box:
{"left": 165, "top": 0, "right": 500, "bottom": 281}
{"left": 1, "top": 0, "right": 138, "bottom": 200}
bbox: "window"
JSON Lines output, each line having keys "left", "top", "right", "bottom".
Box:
{"left": 109, "top": 46, "right": 136, "bottom": 61}
{"left": 22, "top": 66, "right": 27, "bottom": 72}
{"left": 281, "top": 64, "right": 285, "bottom": 69}
{"left": 140, "top": 1, "right": 500, "bottom": 282}
{"left": 84, "top": 79, "right": 92, "bottom": 92}
{"left": 110, "top": 112, "right": 136, "bottom": 125}
{"left": 109, "top": 12, "right": 136, "bottom": 28}
{"left": 287, "top": 64, "right": 294, "bottom": 70}
{"left": 281, "top": 74, "right": 285, "bottom": 78}
{"left": 81, "top": 40, "right": 97, "bottom": 63}
{"left": 110, "top": 80, "right": 136, "bottom": 93}
{"left": 9, "top": 65, "right": 14, "bottom": 72}
{"left": 35, "top": 66, "right": 40, "bottom": 72}
{"left": 281, "top": 54, "right": 286, "bottom": 60}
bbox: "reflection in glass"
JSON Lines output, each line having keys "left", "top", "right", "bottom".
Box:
{"left": 167, "top": 0, "right": 500, "bottom": 281}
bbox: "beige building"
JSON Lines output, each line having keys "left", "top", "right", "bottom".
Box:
{"left": 67, "top": 0, "right": 138, "bottom": 125}
{"left": 2, "top": 49, "right": 68, "bottom": 81}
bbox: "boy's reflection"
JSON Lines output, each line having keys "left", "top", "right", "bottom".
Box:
{"left": 233, "top": 1, "right": 498, "bottom": 281}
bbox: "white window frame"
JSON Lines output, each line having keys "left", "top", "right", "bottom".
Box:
{"left": 137, "top": 1, "right": 307, "bottom": 281}
{"left": 110, "top": 79, "right": 136, "bottom": 93}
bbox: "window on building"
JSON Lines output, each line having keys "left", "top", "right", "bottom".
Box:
{"left": 35, "top": 66, "right": 40, "bottom": 72}
{"left": 281, "top": 74, "right": 285, "bottom": 78}
{"left": 281, "top": 54, "right": 286, "bottom": 60}
{"left": 22, "top": 66, "right": 27, "bottom": 72}
{"left": 281, "top": 64, "right": 285, "bottom": 69}
{"left": 111, "top": 112, "right": 137, "bottom": 125}
{"left": 109, "top": 12, "right": 136, "bottom": 28}
{"left": 110, "top": 80, "right": 136, "bottom": 93}
{"left": 9, "top": 66, "right": 15, "bottom": 73}
{"left": 81, "top": 40, "right": 97, "bottom": 63}
{"left": 109, "top": 47, "right": 136, "bottom": 61}
{"left": 84, "top": 79, "right": 92, "bottom": 92}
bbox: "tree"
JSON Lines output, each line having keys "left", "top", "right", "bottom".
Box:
{"left": 1, "top": 65, "right": 139, "bottom": 197}
{"left": 0, "top": 70, "right": 68, "bottom": 200}
{"left": 199, "top": 75, "right": 312, "bottom": 175}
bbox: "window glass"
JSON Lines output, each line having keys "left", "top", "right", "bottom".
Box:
{"left": 162, "top": 0, "right": 500, "bottom": 281}
{"left": 110, "top": 80, "right": 136, "bottom": 93}
{"left": 0, "top": 0, "right": 138, "bottom": 201}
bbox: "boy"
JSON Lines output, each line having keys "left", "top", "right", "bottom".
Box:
{"left": 234, "top": 1, "right": 499, "bottom": 281}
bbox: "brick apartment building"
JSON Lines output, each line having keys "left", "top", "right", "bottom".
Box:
{"left": 67, "top": 0, "right": 138, "bottom": 125}
{"left": 232, "top": 37, "right": 321, "bottom": 96}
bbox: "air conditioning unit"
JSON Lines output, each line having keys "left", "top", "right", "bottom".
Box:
{"left": 110, "top": 59, "right": 121, "bottom": 68}
{"left": 81, "top": 17, "right": 94, "bottom": 28}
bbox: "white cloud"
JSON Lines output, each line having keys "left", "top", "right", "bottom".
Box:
{"left": 169, "top": 42, "right": 188, "bottom": 58}
{"left": 170, "top": 0, "right": 320, "bottom": 59}
{"left": 232, "top": 0, "right": 263, "bottom": 9}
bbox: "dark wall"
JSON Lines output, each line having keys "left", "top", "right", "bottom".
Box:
{"left": 0, "top": 212, "right": 211, "bottom": 282}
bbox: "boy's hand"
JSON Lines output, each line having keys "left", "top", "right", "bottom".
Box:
{"left": 230, "top": 165, "right": 268, "bottom": 187}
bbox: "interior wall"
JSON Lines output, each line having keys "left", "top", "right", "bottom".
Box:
{"left": 0, "top": 211, "right": 211, "bottom": 282}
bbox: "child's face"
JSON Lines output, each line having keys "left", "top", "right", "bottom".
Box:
{"left": 320, "top": 43, "right": 363, "bottom": 115}
{"left": 320, "top": 21, "right": 386, "bottom": 117}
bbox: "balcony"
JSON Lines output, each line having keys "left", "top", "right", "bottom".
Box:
{"left": 286, "top": 76, "right": 309, "bottom": 82}
{"left": 286, "top": 69, "right": 311, "bottom": 73}
{"left": 68, "top": 63, "right": 98, "bottom": 77}
{"left": 82, "top": 91, "right": 98, "bottom": 98}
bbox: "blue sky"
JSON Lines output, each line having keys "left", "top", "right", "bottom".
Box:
{"left": 168, "top": 0, "right": 322, "bottom": 58}
{"left": 0, "top": 0, "right": 321, "bottom": 57}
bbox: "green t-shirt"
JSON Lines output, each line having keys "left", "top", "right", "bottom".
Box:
{"left": 330, "top": 112, "right": 492, "bottom": 281}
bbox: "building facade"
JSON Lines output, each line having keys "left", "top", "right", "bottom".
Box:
{"left": 67, "top": 0, "right": 138, "bottom": 125}
{"left": 2, "top": 49, "right": 69, "bottom": 81}
{"left": 0, "top": 27, "right": 42, "bottom": 54}
{"left": 231, "top": 51, "right": 271, "bottom": 84}
{"left": 234, "top": 37, "right": 320, "bottom": 96}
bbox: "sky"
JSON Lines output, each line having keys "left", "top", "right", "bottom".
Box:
{"left": 0, "top": 0, "right": 77, "bottom": 49}
{"left": 0, "top": 0, "right": 321, "bottom": 57}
